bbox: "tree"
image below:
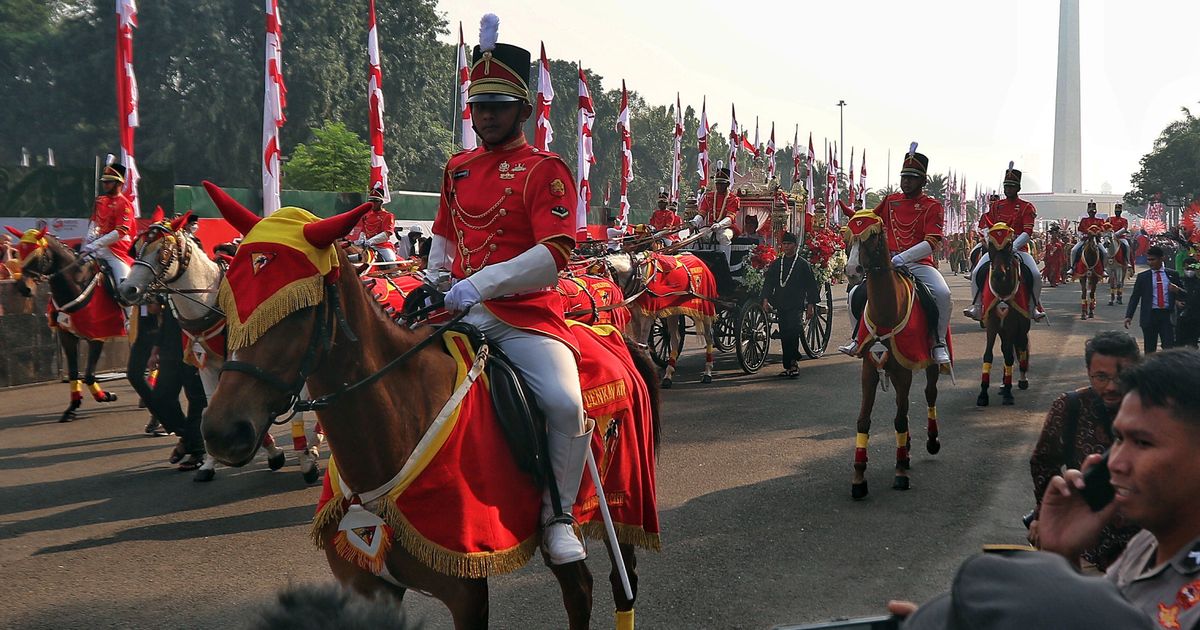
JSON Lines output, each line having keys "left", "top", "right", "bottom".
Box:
{"left": 283, "top": 121, "right": 371, "bottom": 192}
{"left": 1126, "top": 107, "right": 1200, "bottom": 208}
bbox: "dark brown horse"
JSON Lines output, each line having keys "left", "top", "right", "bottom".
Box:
{"left": 8, "top": 227, "right": 121, "bottom": 421}
{"left": 198, "top": 186, "right": 659, "bottom": 629}
{"left": 842, "top": 212, "right": 941, "bottom": 499}
{"left": 1074, "top": 231, "right": 1104, "bottom": 319}
{"left": 976, "top": 226, "right": 1031, "bottom": 407}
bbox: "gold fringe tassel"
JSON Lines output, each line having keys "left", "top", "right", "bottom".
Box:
{"left": 331, "top": 528, "right": 393, "bottom": 575}
{"left": 220, "top": 275, "right": 324, "bottom": 351}
{"left": 581, "top": 521, "right": 663, "bottom": 552}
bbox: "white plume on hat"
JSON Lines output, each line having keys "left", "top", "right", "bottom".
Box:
{"left": 1008, "top": 160, "right": 1015, "bottom": 170}
{"left": 104, "top": 153, "right": 115, "bottom": 166}
{"left": 908, "top": 142, "right": 918, "bottom": 156}
{"left": 479, "top": 13, "right": 499, "bottom": 52}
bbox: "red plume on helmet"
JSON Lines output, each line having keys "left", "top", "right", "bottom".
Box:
{"left": 150, "top": 205, "right": 165, "bottom": 223}
{"left": 169, "top": 210, "right": 193, "bottom": 233}
{"left": 4, "top": 226, "right": 23, "bottom": 238}
{"left": 202, "top": 181, "right": 260, "bottom": 235}
{"left": 303, "top": 203, "right": 374, "bottom": 250}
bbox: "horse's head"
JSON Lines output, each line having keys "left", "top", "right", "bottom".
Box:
{"left": 199, "top": 181, "right": 371, "bottom": 466}
{"left": 120, "top": 212, "right": 194, "bottom": 304}
{"left": 842, "top": 210, "right": 887, "bottom": 284}
{"left": 5, "top": 225, "right": 55, "bottom": 297}
{"left": 985, "top": 223, "right": 1018, "bottom": 289}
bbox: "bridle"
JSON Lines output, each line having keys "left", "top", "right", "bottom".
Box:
{"left": 132, "top": 225, "right": 195, "bottom": 289}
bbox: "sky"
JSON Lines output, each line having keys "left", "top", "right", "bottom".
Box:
{"left": 436, "top": 0, "right": 1199, "bottom": 196}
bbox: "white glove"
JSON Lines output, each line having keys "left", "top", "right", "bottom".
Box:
{"left": 893, "top": 240, "right": 934, "bottom": 267}
{"left": 712, "top": 216, "right": 733, "bottom": 231}
{"left": 444, "top": 279, "right": 482, "bottom": 312}
{"left": 691, "top": 214, "right": 705, "bottom": 228}
{"left": 464, "top": 244, "right": 558, "bottom": 301}
{"left": 1013, "top": 232, "right": 1030, "bottom": 250}
{"left": 90, "top": 229, "right": 120, "bottom": 251}
{"left": 354, "top": 235, "right": 367, "bottom": 246}
{"left": 891, "top": 254, "right": 906, "bottom": 269}
{"left": 365, "top": 232, "right": 389, "bottom": 246}
{"left": 81, "top": 241, "right": 98, "bottom": 254}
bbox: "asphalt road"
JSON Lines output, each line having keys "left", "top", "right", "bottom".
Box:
{"left": 0, "top": 272, "right": 1127, "bottom": 629}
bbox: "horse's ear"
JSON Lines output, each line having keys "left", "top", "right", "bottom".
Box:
{"left": 4, "top": 226, "right": 23, "bottom": 238}
{"left": 202, "top": 181, "right": 260, "bottom": 235}
{"left": 36, "top": 227, "right": 47, "bottom": 241}
{"left": 169, "top": 210, "right": 193, "bottom": 233}
{"left": 303, "top": 202, "right": 373, "bottom": 250}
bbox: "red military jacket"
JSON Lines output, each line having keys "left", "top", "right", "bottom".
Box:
{"left": 1078, "top": 215, "right": 1106, "bottom": 235}
{"left": 90, "top": 192, "right": 136, "bottom": 265}
{"left": 979, "top": 197, "right": 1036, "bottom": 251}
{"left": 1108, "top": 215, "right": 1129, "bottom": 234}
{"left": 649, "top": 209, "right": 682, "bottom": 240}
{"left": 872, "top": 192, "right": 944, "bottom": 266}
{"left": 433, "top": 136, "right": 578, "bottom": 354}
{"left": 350, "top": 208, "right": 396, "bottom": 250}
{"left": 698, "top": 190, "right": 741, "bottom": 234}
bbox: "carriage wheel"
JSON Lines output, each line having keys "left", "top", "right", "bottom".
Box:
{"left": 801, "top": 282, "right": 835, "bottom": 359}
{"left": 649, "top": 317, "right": 671, "bottom": 368}
{"left": 713, "top": 307, "right": 736, "bottom": 353}
{"left": 736, "top": 301, "right": 770, "bottom": 374}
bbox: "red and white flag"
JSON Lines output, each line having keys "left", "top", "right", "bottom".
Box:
{"left": 456, "top": 23, "right": 476, "bottom": 150}
{"left": 535, "top": 42, "right": 554, "bottom": 151}
{"left": 263, "top": 0, "right": 286, "bottom": 215}
{"left": 728, "top": 104, "right": 739, "bottom": 180}
{"left": 792, "top": 125, "right": 801, "bottom": 185}
{"left": 765, "top": 122, "right": 776, "bottom": 182}
{"left": 616, "top": 80, "right": 633, "bottom": 228}
{"left": 847, "top": 148, "right": 856, "bottom": 207}
{"left": 116, "top": 0, "right": 140, "bottom": 216}
{"left": 575, "top": 66, "right": 596, "bottom": 239}
{"left": 696, "top": 96, "right": 710, "bottom": 188}
{"left": 805, "top": 133, "right": 815, "bottom": 215}
{"left": 366, "top": 0, "right": 389, "bottom": 201}
{"left": 671, "top": 92, "right": 683, "bottom": 202}
{"left": 858, "top": 148, "right": 867, "bottom": 202}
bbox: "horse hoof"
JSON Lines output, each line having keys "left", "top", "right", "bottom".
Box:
{"left": 893, "top": 476, "right": 910, "bottom": 491}
{"left": 701, "top": 374, "right": 713, "bottom": 384}
{"left": 851, "top": 481, "right": 869, "bottom": 500}
{"left": 977, "top": 393, "right": 989, "bottom": 406}
{"left": 102, "top": 392, "right": 117, "bottom": 402}
{"left": 927, "top": 438, "right": 941, "bottom": 455}
{"left": 1117, "top": 297, "right": 1123, "bottom": 305}
{"left": 267, "top": 451, "right": 286, "bottom": 471}
{"left": 303, "top": 464, "right": 322, "bottom": 485}
{"left": 1080, "top": 314, "right": 1087, "bottom": 320}
{"left": 193, "top": 468, "right": 215, "bottom": 482}
{"left": 660, "top": 378, "right": 672, "bottom": 389}
{"left": 1018, "top": 380, "right": 1029, "bottom": 390}
{"left": 1002, "top": 391, "right": 1015, "bottom": 405}
{"left": 58, "top": 410, "right": 77, "bottom": 423}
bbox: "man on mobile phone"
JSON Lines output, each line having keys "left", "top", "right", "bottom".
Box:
{"left": 1038, "top": 350, "right": 1200, "bottom": 628}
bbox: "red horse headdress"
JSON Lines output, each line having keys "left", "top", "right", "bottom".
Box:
{"left": 986, "top": 223, "right": 1016, "bottom": 249}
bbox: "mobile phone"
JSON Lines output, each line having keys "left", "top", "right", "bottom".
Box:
{"left": 774, "top": 615, "right": 900, "bottom": 630}
{"left": 1079, "top": 451, "right": 1115, "bottom": 511}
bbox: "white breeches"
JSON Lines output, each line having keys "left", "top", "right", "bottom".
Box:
{"left": 716, "top": 228, "right": 733, "bottom": 261}
{"left": 94, "top": 248, "right": 130, "bottom": 285}
{"left": 463, "top": 307, "right": 586, "bottom": 437}
{"left": 906, "top": 263, "right": 951, "bottom": 345}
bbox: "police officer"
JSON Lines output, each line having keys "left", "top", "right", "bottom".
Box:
{"left": 425, "top": 17, "right": 592, "bottom": 566}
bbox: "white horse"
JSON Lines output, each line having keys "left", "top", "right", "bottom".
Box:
{"left": 1104, "top": 235, "right": 1129, "bottom": 306}
{"left": 604, "top": 251, "right": 718, "bottom": 387}
{"left": 120, "top": 222, "right": 323, "bottom": 483}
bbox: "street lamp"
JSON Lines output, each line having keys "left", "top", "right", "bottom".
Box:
{"left": 836, "top": 100, "right": 846, "bottom": 179}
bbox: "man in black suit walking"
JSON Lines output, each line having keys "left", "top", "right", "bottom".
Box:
{"left": 1124, "top": 245, "right": 1183, "bottom": 353}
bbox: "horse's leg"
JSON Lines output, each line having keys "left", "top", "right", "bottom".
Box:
{"left": 978, "top": 327, "right": 995, "bottom": 406}
{"left": 661, "top": 317, "right": 678, "bottom": 389}
{"left": 606, "top": 542, "right": 638, "bottom": 630}
{"left": 83, "top": 339, "right": 117, "bottom": 402}
{"left": 60, "top": 332, "right": 82, "bottom": 422}
{"left": 999, "top": 334, "right": 1016, "bottom": 405}
{"left": 1079, "top": 277, "right": 1088, "bottom": 320}
{"left": 924, "top": 365, "right": 940, "bottom": 455}
{"left": 890, "top": 367, "right": 914, "bottom": 491}
{"left": 853, "top": 359, "right": 879, "bottom": 499}
{"left": 1116, "top": 268, "right": 1125, "bottom": 304}
{"left": 1089, "top": 276, "right": 1097, "bottom": 318}
{"left": 700, "top": 318, "right": 714, "bottom": 384}
{"left": 1016, "top": 325, "right": 1030, "bottom": 390}
{"left": 548, "top": 559, "right": 594, "bottom": 630}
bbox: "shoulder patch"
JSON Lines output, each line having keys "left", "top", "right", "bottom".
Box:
{"left": 550, "top": 205, "right": 570, "bottom": 219}
{"left": 549, "top": 179, "right": 566, "bottom": 197}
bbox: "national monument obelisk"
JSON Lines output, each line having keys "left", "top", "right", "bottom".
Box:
{"left": 1051, "top": 0, "right": 1082, "bottom": 194}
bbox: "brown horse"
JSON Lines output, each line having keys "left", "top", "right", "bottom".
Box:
{"left": 976, "top": 225, "right": 1031, "bottom": 407}
{"left": 1074, "top": 231, "right": 1104, "bottom": 319}
{"left": 843, "top": 211, "right": 941, "bottom": 499}
{"left": 198, "top": 185, "right": 659, "bottom": 629}
{"left": 8, "top": 227, "right": 122, "bottom": 421}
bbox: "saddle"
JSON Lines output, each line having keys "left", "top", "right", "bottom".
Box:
{"left": 974, "top": 259, "right": 1035, "bottom": 301}
{"left": 849, "top": 268, "right": 939, "bottom": 343}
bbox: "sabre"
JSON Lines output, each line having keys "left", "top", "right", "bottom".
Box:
{"left": 586, "top": 447, "right": 633, "bottom": 602}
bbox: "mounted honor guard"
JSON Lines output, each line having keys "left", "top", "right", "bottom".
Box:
{"left": 693, "top": 162, "right": 740, "bottom": 260}
{"left": 1071, "top": 200, "right": 1108, "bottom": 271}
{"left": 425, "top": 14, "right": 593, "bottom": 566}
{"left": 1108, "top": 203, "right": 1133, "bottom": 273}
{"left": 964, "top": 162, "right": 1045, "bottom": 321}
{"left": 86, "top": 157, "right": 137, "bottom": 286}
{"left": 838, "top": 143, "right": 952, "bottom": 365}
{"left": 350, "top": 183, "right": 397, "bottom": 263}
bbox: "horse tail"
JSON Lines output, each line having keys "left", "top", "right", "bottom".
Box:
{"left": 623, "top": 337, "right": 662, "bottom": 451}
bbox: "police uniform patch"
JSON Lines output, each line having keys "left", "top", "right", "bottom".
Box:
{"left": 453, "top": 169, "right": 470, "bottom": 179}
{"left": 551, "top": 205, "right": 570, "bottom": 219}
{"left": 549, "top": 179, "right": 566, "bottom": 197}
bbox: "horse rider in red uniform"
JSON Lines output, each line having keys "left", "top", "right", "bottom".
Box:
{"left": 1071, "top": 200, "right": 1108, "bottom": 272}
{"left": 425, "top": 17, "right": 593, "bottom": 566}
{"left": 694, "top": 162, "right": 740, "bottom": 261}
{"left": 85, "top": 161, "right": 137, "bottom": 286}
{"left": 1108, "top": 203, "right": 1133, "bottom": 273}
{"left": 350, "top": 184, "right": 397, "bottom": 263}
{"left": 838, "top": 143, "right": 952, "bottom": 365}
{"left": 963, "top": 162, "right": 1045, "bottom": 321}
{"left": 649, "top": 188, "right": 682, "bottom": 245}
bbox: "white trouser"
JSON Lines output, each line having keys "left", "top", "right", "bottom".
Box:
{"left": 906, "top": 263, "right": 951, "bottom": 346}
{"left": 715, "top": 227, "right": 733, "bottom": 261}
{"left": 463, "top": 307, "right": 585, "bottom": 437}
{"left": 1071, "top": 240, "right": 1107, "bottom": 267}
{"left": 372, "top": 246, "right": 397, "bottom": 262}
{"left": 969, "top": 251, "right": 1042, "bottom": 307}
{"left": 93, "top": 248, "right": 130, "bottom": 286}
